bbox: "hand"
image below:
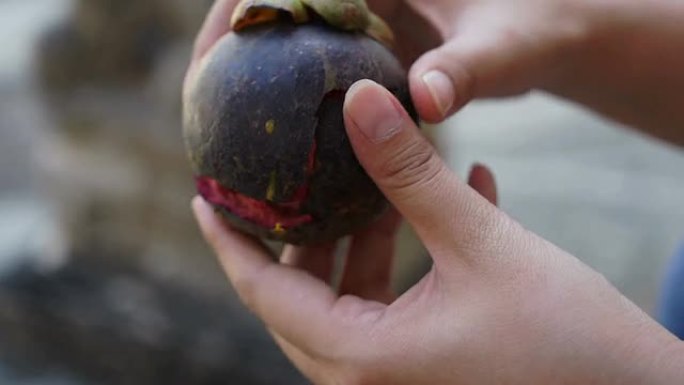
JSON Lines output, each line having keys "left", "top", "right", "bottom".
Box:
{"left": 401, "top": 0, "right": 684, "bottom": 144}
{"left": 189, "top": 0, "right": 684, "bottom": 146}
{"left": 193, "top": 80, "right": 684, "bottom": 384}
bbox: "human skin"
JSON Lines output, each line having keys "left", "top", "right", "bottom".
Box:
{"left": 187, "top": 0, "right": 684, "bottom": 383}
{"left": 191, "top": 81, "right": 684, "bottom": 384}
{"left": 187, "top": 0, "right": 684, "bottom": 145}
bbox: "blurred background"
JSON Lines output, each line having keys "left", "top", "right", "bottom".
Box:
{"left": 0, "top": 0, "right": 683, "bottom": 384}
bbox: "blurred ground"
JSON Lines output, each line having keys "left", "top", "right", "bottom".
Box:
{"left": 0, "top": 0, "right": 58, "bottom": 193}
{"left": 1, "top": 0, "right": 684, "bottom": 383}
{"left": 0, "top": 0, "right": 71, "bottom": 274}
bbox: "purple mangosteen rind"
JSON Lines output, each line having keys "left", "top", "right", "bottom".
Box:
{"left": 183, "top": 3, "right": 416, "bottom": 244}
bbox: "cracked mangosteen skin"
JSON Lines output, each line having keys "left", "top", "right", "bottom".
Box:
{"left": 184, "top": 22, "right": 416, "bottom": 244}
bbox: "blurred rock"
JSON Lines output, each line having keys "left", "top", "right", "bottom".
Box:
{"left": 34, "top": 0, "right": 227, "bottom": 293}
{"left": 0, "top": 260, "right": 305, "bottom": 385}
{"left": 38, "top": 0, "right": 183, "bottom": 90}
{"left": 0, "top": 199, "right": 66, "bottom": 276}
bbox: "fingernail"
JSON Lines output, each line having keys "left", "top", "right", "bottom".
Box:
{"left": 422, "top": 70, "right": 455, "bottom": 117}
{"left": 346, "top": 80, "right": 404, "bottom": 143}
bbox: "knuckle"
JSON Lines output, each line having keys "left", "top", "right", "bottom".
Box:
{"left": 379, "top": 140, "right": 444, "bottom": 195}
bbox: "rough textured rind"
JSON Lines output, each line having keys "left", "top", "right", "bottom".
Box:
{"left": 184, "top": 23, "right": 415, "bottom": 244}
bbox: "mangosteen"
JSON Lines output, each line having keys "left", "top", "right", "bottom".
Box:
{"left": 183, "top": 0, "right": 416, "bottom": 244}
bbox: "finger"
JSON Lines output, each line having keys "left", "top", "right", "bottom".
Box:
{"left": 339, "top": 210, "right": 401, "bottom": 303}
{"left": 192, "top": 0, "right": 238, "bottom": 62}
{"left": 185, "top": 0, "right": 238, "bottom": 93}
{"left": 192, "top": 197, "right": 382, "bottom": 356}
{"left": 467, "top": 163, "right": 498, "bottom": 206}
{"left": 374, "top": 1, "right": 443, "bottom": 67}
{"left": 343, "top": 80, "right": 506, "bottom": 260}
{"left": 409, "top": 27, "right": 562, "bottom": 123}
{"left": 270, "top": 331, "right": 330, "bottom": 385}
{"left": 281, "top": 243, "right": 338, "bottom": 283}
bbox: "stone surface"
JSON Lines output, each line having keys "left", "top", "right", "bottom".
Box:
{"left": 0, "top": 261, "right": 306, "bottom": 385}
{"left": 37, "top": 0, "right": 183, "bottom": 90}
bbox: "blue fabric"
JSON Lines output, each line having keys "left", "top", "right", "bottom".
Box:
{"left": 658, "top": 242, "right": 684, "bottom": 339}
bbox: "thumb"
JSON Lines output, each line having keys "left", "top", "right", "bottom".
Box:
{"left": 344, "top": 80, "right": 503, "bottom": 255}
{"left": 409, "top": 30, "right": 555, "bottom": 123}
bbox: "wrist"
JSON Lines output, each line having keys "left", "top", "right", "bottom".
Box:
{"left": 620, "top": 329, "right": 684, "bottom": 385}
{"left": 647, "top": 340, "right": 684, "bottom": 384}
{"left": 565, "top": 298, "right": 684, "bottom": 385}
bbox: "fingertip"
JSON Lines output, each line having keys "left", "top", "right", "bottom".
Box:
{"left": 192, "top": 195, "right": 217, "bottom": 234}
{"left": 409, "top": 44, "right": 476, "bottom": 123}
{"left": 192, "top": 195, "right": 272, "bottom": 265}
{"left": 192, "top": 195, "right": 227, "bottom": 237}
{"left": 409, "top": 68, "right": 456, "bottom": 124}
{"left": 192, "top": 195, "right": 228, "bottom": 252}
{"left": 192, "top": 0, "right": 236, "bottom": 62}
{"left": 343, "top": 79, "right": 380, "bottom": 124}
{"left": 191, "top": 195, "right": 208, "bottom": 213}
{"left": 344, "top": 79, "right": 408, "bottom": 144}
{"left": 186, "top": 0, "right": 237, "bottom": 95}
{"left": 468, "top": 163, "right": 494, "bottom": 184}
{"left": 344, "top": 79, "right": 392, "bottom": 116}
{"left": 409, "top": 75, "right": 446, "bottom": 124}
{"left": 467, "top": 163, "right": 498, "bottom": 206}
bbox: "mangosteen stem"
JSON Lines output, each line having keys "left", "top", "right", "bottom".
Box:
{"left": 231, "top": 0, "right": 395, "bottom": 47}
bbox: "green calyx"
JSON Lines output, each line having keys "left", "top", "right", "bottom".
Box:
{"left": 231, "top": 0, "right": 394, "bottom": 47}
